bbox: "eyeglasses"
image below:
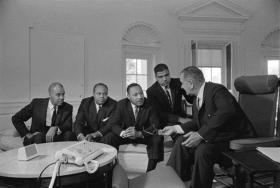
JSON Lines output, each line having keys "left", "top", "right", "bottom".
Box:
{"left": 141, "top": 124, "right": 160, "bottom": 135}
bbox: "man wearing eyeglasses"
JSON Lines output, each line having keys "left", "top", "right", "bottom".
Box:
{"left": 104, "top": 83, "right": 163, "bottom": 172}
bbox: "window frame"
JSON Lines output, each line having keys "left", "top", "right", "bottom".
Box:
{"left": 191, "top": 40, "right": 232, "bottom": 88}
{"left": 122, "top": 46, "right": 159, "bottom": 97}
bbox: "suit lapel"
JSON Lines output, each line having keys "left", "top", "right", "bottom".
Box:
{"left": 196, "top": 83, "right": 209, "bottom": 128}
{"left": 41, "top": 98, "right": 49, "bottom": 127}
{"left": 127, "top": 101, "right": 136, "bottom": 123}
{"left": 89, "top": 99, "right": 98, "bottom": 124}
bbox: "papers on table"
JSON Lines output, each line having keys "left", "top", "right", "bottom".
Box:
{"left": 257, "top": 147, "right": 280, "bottom": 163}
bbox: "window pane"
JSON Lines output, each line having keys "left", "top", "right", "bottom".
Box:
{"left": 199, "top": 67, "right": 212, "bottom": 82}
{"left": 137, "top": 75, "right": 147, "bottom": 91}
{"left": 126, "top": 59, "right": 136, "bottom": 74}
{"left": 126, "top": 75, "right": 136, "bottom": 87}
{"left": 137, "top": 59, "right": 147, "bottom": 74}
{"left": 211, "top": 68, "right": 221, "bottom": 84}
{"left": 267, "top": 60, "right": 280, "bottom": 76}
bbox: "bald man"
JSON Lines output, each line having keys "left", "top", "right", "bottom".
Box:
{"left": 12, "top": 82, "right": 76, "bottom": 146}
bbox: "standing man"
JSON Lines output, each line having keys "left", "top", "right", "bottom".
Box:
{"left": 104, "top": 83, "right": 163, "bottom": 172}
{"left": 12, "top": 82, "right": 76, "bottom": 146}
{"left": 162, "top": 66, "right": 256, "bottom": 188}
{"left": 147, "top": 64, "right": 194, "bottom": 126}
{"left": 74, "top": 83, "right": 117, "bottom": 142}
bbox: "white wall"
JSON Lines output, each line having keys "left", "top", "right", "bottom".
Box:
{"left": 239, "top": 0, "right": 280, "bottom": 76}
{"left": 0, "top": 0, "right": 279, "bottom": 130}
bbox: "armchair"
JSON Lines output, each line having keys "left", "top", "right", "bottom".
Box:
{"left": 219, "top": 75, "right": 280, "bottom": 187}
{"left": 230, "top": 75, "right": 280, "bottom": 150}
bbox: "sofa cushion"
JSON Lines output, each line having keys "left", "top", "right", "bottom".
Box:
{"left": 0, "top": 128, "right": 20, "bottom": 137}
{"left": 0, "top": 135, "right": 23, "bottom": 151}
{"left": 119, "top": 136, "right": 173, "bottom": 154}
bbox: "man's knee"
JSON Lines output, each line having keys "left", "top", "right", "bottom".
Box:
{"left": 151, "top": 135, "right": 163, "bottom": 146}
{"left": 195, "top": 144, "right": 216, "bottom": 162}
{"left": 63, "top": 131, "right": 76, "bottom": 141}
{"left": 33, "top": 132, "right": 45, "bottom": 144}
{"left": 102, "top": 132, "right": 119, "bottom": 148}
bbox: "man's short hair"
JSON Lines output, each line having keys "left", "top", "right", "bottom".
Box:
{"left": 154, "top": 64, "right": 169, "bottom": 74}
{"left": 93, "top": 83, "right": 108, "bottom": 92}
{"left": 127, "top": 83, "right": 141, "bottom": 94}
{"left": 181, "top": 66, "right": 205, "bottom": 83}
{"left": 48, "top": 82, "right": 64, "bottom": 94}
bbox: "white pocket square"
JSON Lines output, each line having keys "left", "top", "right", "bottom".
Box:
{"left": 102, "top": 117, "right": 109, "bottom": 122}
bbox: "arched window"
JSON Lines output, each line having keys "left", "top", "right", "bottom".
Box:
{"left": 122, "top": 22, "right": 161, "bottom": 96}
{"left": 262, "top": 27, "right": 280, "bottom": 76}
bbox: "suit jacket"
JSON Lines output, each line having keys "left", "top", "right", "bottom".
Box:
{"left": 181, "top": 82, "right": 256, "bottom": 143}
{"left": 147, "top": 78, "right": 194, "bottom": 125}
{"left": 74, "top": 96, "right": 117, "bottom": 136}
{"left": 109, "top": 98, "right": 160, "bottom": 137}
{"left": 12, "top": 98, "right": 73, "bottom": 137}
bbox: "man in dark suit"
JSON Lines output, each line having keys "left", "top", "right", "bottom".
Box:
{"left": 74, "top": 83, "right": 117, "bottom": 142}
{"left": 147, "top": 64, "right": 194, "bottom": 126}
{"left": 104, "top": 83, "right": 163, "bottom": 172}
{"left": 12, "top": 82, "right": 76, "bottom": 146}
{"left": 162, "top": 66, "right": 256, "bottom": 188}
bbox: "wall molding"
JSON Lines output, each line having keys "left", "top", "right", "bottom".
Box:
{"left": 0, "top": 99, "right": 82, "bottom": 116}
{"left": 177, "top": 0, "right": 251, "bottom": 35}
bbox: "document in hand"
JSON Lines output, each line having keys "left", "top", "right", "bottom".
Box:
{"left": 257, "top": 147, "right": 280, "bottom": 163}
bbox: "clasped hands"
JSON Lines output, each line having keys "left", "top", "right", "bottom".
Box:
{"left": 161, "top": 126, "right": 202, "bottom": 148}
{"left": 121, "top": 126, "right": 143, "bottom": 139}
{"left": 78, "top": 131, "right": 102, "bottom": 142}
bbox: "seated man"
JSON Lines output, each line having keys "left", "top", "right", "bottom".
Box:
{"left": 146, "top": 64, "right": 194, "bottom": 126}
{"left": 162, "top": 66, "right": 256, "bottom": 188}
{"left": 74, "top": 83, "right": 117, "bottom": 142}
{"left": 104, "top": 83, "right": 164, "bottom": 172}
{"left": 12, "top": 82, "right": 76, "bottom": 146}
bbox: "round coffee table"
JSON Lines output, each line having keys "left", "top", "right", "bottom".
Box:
{"left": 0, "top": 141, "right": 117, "bottom": 187}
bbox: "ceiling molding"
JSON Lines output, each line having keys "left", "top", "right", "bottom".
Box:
{"left": 177, "top": 0, "right": 251, "bottom": 35}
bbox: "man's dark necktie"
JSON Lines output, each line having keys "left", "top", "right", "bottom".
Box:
{"left": 97, "top": 105, "right": 102, "bottom": 113}
{"left": 51, "top": 107, "right": 57, "bottom": 126}
{"left": 134, "top": 107, "right": 139, "bottom": 120}
{"left": 165, "top": 86, "right": 173, "bottom": 109}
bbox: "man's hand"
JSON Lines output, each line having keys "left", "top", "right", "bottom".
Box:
{"left": 178, "top": 117, "right": 192, "bottom": 124}
{"left": 181, "top": 131, "right": 202, "bottom": 148}
{"left": 123, "top": 127, "right": 136, "bottom": 139}
{"left": 85, "top": 131, "right": 102, "bottom": 142}
{"left": 161, "top": 126, "right": 177, "bottom": 136}
{"left": 77, "top": 133, "right": 86, "bottom": 141}
{"left": 25, "top": 132, "right": 40, "bottom": 139}
{"left": 46, "top": 126, "right": 58, "bottom": 143}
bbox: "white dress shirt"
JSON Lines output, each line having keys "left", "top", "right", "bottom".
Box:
{"left": 46, "top": 100, "right": 56, "bottom": 127}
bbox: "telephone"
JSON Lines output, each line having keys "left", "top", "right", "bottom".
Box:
{"left": 54, "top": 140, "right": 103, "bottom": 173}
{"left": 49, "top": 141, "right": 103, "bottom": 188}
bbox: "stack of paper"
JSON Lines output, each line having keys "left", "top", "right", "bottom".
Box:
{"left": 257, "top": 147, "right": 280, "bottom": 163}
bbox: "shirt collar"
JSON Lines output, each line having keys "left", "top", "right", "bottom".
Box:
{"left": 197, "top": 82, "right": 206, "bottom": 102}
{"left": 160, "top": 84, "right": 170, "bottom": 91}
{"left": 48, "top": 99, "right": 56, "bottom": 111}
